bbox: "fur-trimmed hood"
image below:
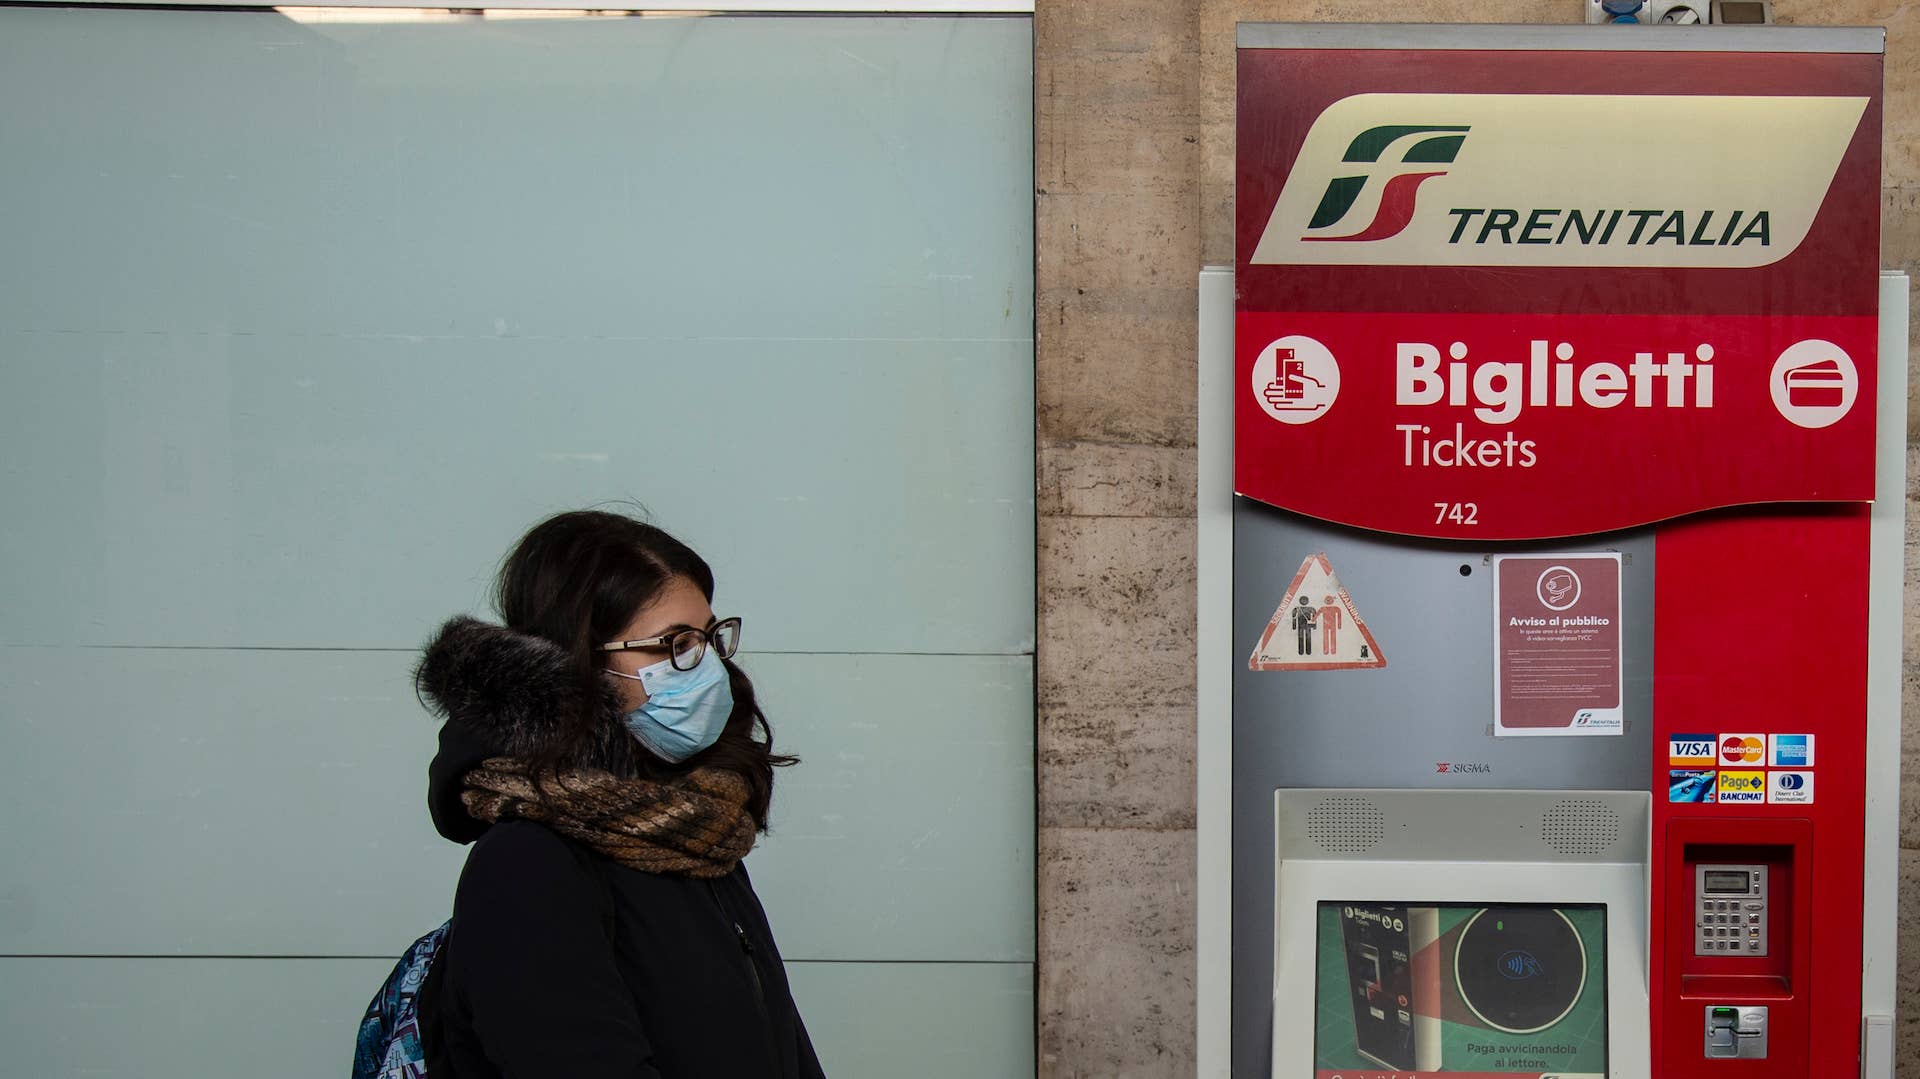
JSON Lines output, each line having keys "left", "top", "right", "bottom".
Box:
{"left": 414, "top": 615, "right": 637, "bottom": 843}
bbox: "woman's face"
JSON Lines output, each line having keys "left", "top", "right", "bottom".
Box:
{"left": 603, "top": 575, "right": 716, "bottom": 712}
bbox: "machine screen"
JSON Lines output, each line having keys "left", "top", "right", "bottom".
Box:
{"left": 1314, "top": 903, "right": 1608, "bottom": 1077}
{"left": 1704, "top": 870, "right": 1750, "bottom": 894}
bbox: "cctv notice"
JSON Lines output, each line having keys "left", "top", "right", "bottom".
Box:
{"left": 1493, "top": 554, "right": 1623, "bottom": 738}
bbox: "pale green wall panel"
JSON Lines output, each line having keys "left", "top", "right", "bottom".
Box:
{"left": 754, "top": 652, "right": 1035, "bottom": 963}
{"left": 0, "top": 647, "right": 463, "bottom": 958}
{"left": 0, "top": 9, "right": 1034, "bottom": 654}
{"left": 0, "top": 957, "right": 393, "bottom": 1079}
{"left": 790, "top": 961, "right": 1035, "bottom": 1078}
{"left": 0, "top": 648, "right": 1031, "bottom": 962}
{"left": 0, "top": 8, "right": 1035, "bottom": 1074}
{"left": 0, "top": 957, "right": 1032, "bottom": 1079}
{"left": 0, "top": 12, "right": 1033, "bottom": 342}
{"left": 0, "top": 333, "right": 1032, "bottom": 652}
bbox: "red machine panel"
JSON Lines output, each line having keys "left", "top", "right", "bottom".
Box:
{"left": 1237, "top": 33, "right": 1883, "bottom": 1078}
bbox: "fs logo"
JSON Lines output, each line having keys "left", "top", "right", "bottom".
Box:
{"left": 1302, "top": 124, "right": 1468, "bottom": 243}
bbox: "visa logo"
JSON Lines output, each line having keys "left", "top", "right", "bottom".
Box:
{"left": 1669, "top": 734, "right": 1717, "bottom": 765}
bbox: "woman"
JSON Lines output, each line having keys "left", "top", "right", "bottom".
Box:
{"left": 411, "top": 509, "right": 825, "bottom": 1078}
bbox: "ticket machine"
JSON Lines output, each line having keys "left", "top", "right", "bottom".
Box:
{"left": 1195, "top": 22, "right": 1904, "bottom": 1079}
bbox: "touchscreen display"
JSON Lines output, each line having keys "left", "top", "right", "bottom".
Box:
{"left": 1314, "top": 903, "right": 1607, "bottom": 1078}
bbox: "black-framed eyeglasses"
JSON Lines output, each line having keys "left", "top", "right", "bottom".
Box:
{"left": 598, "top": 616, "right": 742, "bottom": 672}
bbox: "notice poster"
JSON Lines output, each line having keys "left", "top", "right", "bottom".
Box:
{"left": 1492, "top": 554, "right": 1623, "bottom": 737}
{"left": 1314, "top": 902, "right": 1607, "bottom": 1078}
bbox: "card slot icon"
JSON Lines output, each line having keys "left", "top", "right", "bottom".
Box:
{"left": 1784, "top": 357, "right": 1846, "bottom": 408}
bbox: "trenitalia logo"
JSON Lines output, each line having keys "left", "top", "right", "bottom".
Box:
{"left": 1304, "top": 125, "right": 1468, "bottom": 242}
{"left": 1251, "top": 93, "right": 1868, "bottom": 268}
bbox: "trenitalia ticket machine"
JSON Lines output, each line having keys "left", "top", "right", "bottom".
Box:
{"left": 1195, "top": 23, "right": 1906, "bottom": 1079}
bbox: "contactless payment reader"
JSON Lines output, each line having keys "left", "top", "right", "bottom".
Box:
{"left": 1199, "top": 21, "right": 1904, "bottom": 1079}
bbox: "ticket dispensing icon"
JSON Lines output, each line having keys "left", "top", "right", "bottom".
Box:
{"left": 1784, "top": 358, "right": 1846, "bottom": 408}
{"left": 1251, "top": 335, "right": 1341, "bottom": 426}
{"left": 1264, "top": 349, "right": 1327, "bottom": 412}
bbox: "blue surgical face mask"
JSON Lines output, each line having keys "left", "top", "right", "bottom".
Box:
{"left": 608, "top": 646, "right": 735, "bottom": 763}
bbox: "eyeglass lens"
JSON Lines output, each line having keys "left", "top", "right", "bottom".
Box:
{"left": 667, "top": 618, "right": 742, "bottom": 671}
{"left": 670, "top": 630, "right": 706, "bottom": 671}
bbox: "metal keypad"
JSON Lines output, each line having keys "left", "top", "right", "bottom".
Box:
{"left": 1695, "top": 864, "right": 1768, "bottom": 957}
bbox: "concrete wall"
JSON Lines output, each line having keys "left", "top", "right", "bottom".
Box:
{"left": 1034, "top": 1, "right": 1920, "bottom": 1074}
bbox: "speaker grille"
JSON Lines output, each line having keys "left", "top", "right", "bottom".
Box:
{"left": 1540, "top": 799, "right": 1620, "bottom": 856}
{"left": 1305, "top": 796, "right": 1385, "bottom": 854}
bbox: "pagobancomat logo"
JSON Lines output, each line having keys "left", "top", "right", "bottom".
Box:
{"left": 1719, "top": 770, "right": 1767, "bottom": 804}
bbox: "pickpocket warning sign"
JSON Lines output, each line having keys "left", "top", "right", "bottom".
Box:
{"left": 1249, "top": 552, "right": 1386, "bottom": 671}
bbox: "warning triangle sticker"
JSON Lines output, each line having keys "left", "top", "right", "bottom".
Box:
{"left": 1249, "top": 552, "right": 1387, "bottom": 671}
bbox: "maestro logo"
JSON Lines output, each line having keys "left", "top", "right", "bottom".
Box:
{"left": 1301, "top": 125, "right": 1468, "bottom": 243}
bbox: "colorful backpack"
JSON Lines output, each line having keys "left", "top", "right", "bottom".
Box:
{"left": 352, "top": 838, "right": 615, "bottom": 1079}
{"left": 352, "top": 920, "right": 451, "bottom": 1079}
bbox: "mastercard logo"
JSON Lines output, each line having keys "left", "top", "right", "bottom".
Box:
{"left": 1720, "top": 735, "right": 1765, "bottom": 764}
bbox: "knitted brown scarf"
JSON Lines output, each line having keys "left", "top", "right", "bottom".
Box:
{"left": 461, "top": 758, "right": 756, "bottom": 879}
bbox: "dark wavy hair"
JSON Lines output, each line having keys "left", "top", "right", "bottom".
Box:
{"left": 494, "top": 508, "right": 794, "bottom": 830}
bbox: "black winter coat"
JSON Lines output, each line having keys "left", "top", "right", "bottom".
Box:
{"left": 413, "top": 618, "right": 825, "bottom": 1079}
